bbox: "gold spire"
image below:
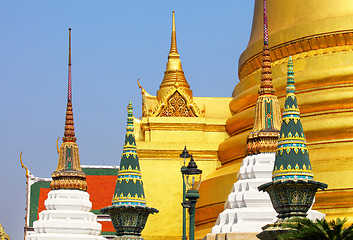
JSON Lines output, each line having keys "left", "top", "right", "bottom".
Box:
{"left": 170, "top": 11, "right": 178, "bottom": 54}
{"left": 50, "top": 28, "right": 87, "bottom": 191}
{"left": 157, "top": 11, "right": 192, "bottom": 101}
{"left": 246, "top": 0, "right": 281, "bottom": 155}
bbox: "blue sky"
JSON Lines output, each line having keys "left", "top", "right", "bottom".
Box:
{"left": 0, "top": 1, "right": 254, "bottom": 239}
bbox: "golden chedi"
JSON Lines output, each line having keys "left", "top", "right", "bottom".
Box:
{"left": 196, "top": 0, "right": 353, "bottom": 237}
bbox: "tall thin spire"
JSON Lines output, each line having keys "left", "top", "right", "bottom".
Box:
{"left": 157, "top": 11, "right": 192, "bottom": 101}
{"left": 259, "top": 0, "right": 275, "bottom": 96}
{"left": 68, "top": 28, "right": 72, "bottom": 101}
{"left": 51, "top": 28, "right": 87, "bottom": 191}
{"left": 170, "top": 11, "right": 178, "bottom": 54}
{"left": 64, "top": 28, "right": 75, "bottom": 143}
{"left": 263, "top": 0, "right": 269, "bottom": 45}
{"left": 246, "top": 0, "right": 281, "bottom": 155}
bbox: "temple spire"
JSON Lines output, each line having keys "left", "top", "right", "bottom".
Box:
{"left": 112, "top": 101, "right": 146, "bottom": 206}
{"left": 263, "top": 0, "right": 269, "bottom": 45}
{"left": 50, "top": 28, "right": 87, "bottom": 191}
{"left": 64, "top": 28, "right": 75, "bottom": 143}
{"left": 170, "top": 11, "right": 178, "bottom": 54}
{"left": 68, "top": 28, "right": 72, "bottom": 101}
{"left": 259, "top": 0, "right": 275, "bottom": 95}
{"left": 157, "top": 11, "right": 192, "bottom": 101}
{"left": 258, "top": 57, "right": 327, "bottom": 227}
{"left": 272, "top": 56, "right": 314, "bottom": 181}
{"left": 246, "top": 0, "right": 281, "bottom": 155}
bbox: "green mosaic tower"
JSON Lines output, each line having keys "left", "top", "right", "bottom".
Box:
{"left": 112, "top": 100, "right": 146, "bottom": 206}
{"left": 101, "top": 101, "right": 158, "bottom": 240}
{"left": 257, "top": 57, "right": 327, "bottom": 240}
{"left": 272, "top": 56, "right": 314, "bottom": 181}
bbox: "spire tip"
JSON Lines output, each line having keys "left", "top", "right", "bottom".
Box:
{"left": 68, "top": 28, "right": 72, "bottom": 101}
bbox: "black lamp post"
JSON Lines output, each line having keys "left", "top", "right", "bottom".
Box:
{"left": 182, "top": 155, "right": 202, "bottom": 240}
{"left": 180, "top": 146, "right": 190, "bottom": 240}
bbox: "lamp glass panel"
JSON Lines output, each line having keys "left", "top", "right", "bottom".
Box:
{"left": 184, "top": 173, "right": 202, "bottom": 190}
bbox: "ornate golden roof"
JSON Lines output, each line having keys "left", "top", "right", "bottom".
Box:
{"left": 139, "top": 12, "right": 204, "bottom": 118}
{"left": 157, "top": 11, "right": 192, "bottom": 101}
{"left": 150, "top": 85, "right": 204, "bottom": 117}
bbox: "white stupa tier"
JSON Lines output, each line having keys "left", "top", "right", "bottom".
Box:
{"left": 26, "top": 189, "right": 105, "bottom": 240}
{"left": 211, "top": 153, "right": 324, "bottom": 234}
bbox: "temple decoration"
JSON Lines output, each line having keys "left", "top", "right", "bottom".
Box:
{"left": 257, "top": 57, "right": 327, "bottom": 240}
{"left": 50, "top": 28, "right": 87, "bottom": 191}
{"left": 146, "top": 11, "right": 204, "bottom": 117}
{"left": 246, "top": 0, "right": 281, "bottom": 155}
{"left": 20, "top": 152, "right": 30, "bottom": 237}
{"left": 272, "top": 56, "right": 314, "bottom": 181}
{"left": 207, "top": 4, "right": 323, "bottom": 238}
{"left": 150, "top": 85, "right": 204, "bottom": 117}
{"left": 157, "top": 11, "right": 191, "bottom": 101}
{"left": 205, "top": 0, "right": 353, "bottom": 235}
{"left": 137, "top": 78, "right": 149, "bottom": 118}
{"left": 132, "top": 11, "right": 228, "bottom": 239}
{"left": 0, "top": 223, "right": 10, "bottom": 240}
{"left": 112, "top": 100, "right": 146, "bottom": 206}
{"left": 26, "top": 28, "right": 103, "bottom": 240}
{"left": 101, "top": 101, "right": 158, "bottom": 239}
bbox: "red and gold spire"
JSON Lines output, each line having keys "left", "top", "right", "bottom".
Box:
{"left": 258, "top": 0, "right": 275, "bottom": 96}
{"left": 156, "top": 11, "right": 192, "bottom": 101}
{"left": 50, "top": 28, "right": 87, "bottom": 191}
{"left": 246, "top": 0, "right": 281, "bottom": 155}
{"left": 64, "top": 28, "right": 76, "bottom": 142}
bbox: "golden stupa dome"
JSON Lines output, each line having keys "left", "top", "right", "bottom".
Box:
{"left": 197, "top": 0, "right": 353, "bottom": 236}
{"left": 242, "top": 0, "right": 353, "bottom": 69}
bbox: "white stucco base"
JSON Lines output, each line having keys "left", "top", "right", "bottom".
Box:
{"left": 26, "top": 189, "right": 105, "bottom": 240}
{"left": 211, "top": 153, "right": 324, "bottom": 234}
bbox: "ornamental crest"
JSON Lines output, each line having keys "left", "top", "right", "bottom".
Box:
{"left": 150, "top": 87, "right": 205, "bottom": 117}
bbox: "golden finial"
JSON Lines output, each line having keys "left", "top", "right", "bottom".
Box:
{"left": 157, "top": 11, "right": 192, "bottom": 101}
{"left": 56, "top": 137, "right": 60, "bottom": 154}
{"left": 170, "top": 11, "right": 178, "bottom": 54}
{"left": 20, "top": 152, "right": 29, "bottom": 179}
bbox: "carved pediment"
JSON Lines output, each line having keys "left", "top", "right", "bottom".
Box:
{"left": 150, "top": 87, "right": 204, "bottom": 117}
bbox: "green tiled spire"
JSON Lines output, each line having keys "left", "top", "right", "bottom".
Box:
{"left": 272, "top": 56, "right": 314, "bottom": 181}
{"left": 112, "top": 101, "right": 146, "bottom": 206}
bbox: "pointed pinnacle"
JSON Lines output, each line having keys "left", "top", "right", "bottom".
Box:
{"left": 169, "top": 11, "right": 178, "bottom": 55}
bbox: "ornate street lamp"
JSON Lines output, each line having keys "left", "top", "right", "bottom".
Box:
{"left": 182, "top": 155, "right": 202, "bottom": 240}
{"left": 180, "top": 146, "right": 191, "bottom": 240}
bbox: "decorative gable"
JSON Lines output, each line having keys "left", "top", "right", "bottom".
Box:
{"left": 149, "top": 86, "right": 205, "bottom": 117}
